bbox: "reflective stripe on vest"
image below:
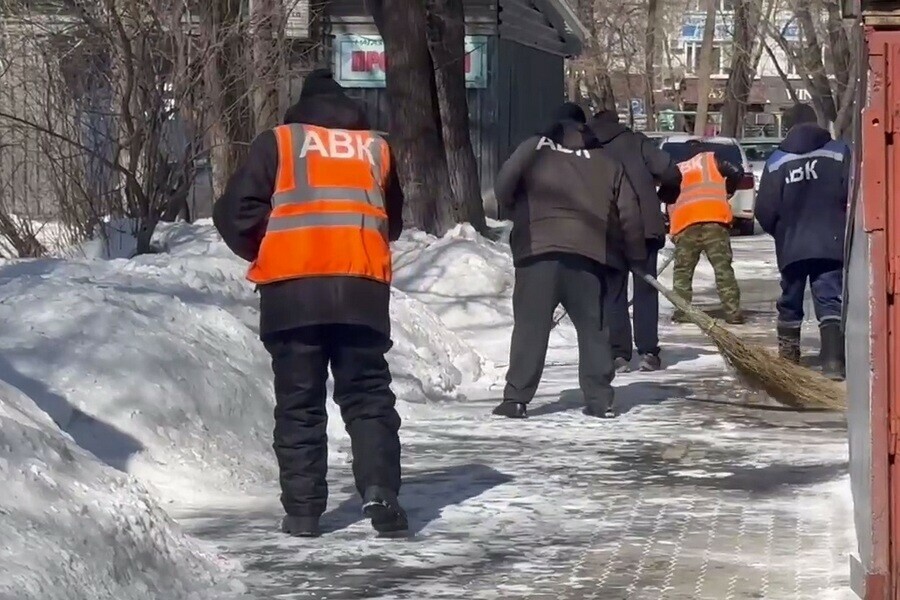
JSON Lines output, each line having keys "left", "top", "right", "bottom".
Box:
{"left": 247, "top": 124, "right": 393, "bottom": 285}
{"left": 668, "top": 152, "right": 732, "bottom": 236}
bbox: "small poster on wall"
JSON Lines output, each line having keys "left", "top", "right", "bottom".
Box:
{"left": 333, "top": 34, "right": 488, "bottom": 89}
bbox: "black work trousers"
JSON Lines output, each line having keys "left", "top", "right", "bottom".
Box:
{"left": 504, "top": 254, "right": 615, "bottom": 411}
{"left": 263, "top": 324, "right": 402, "bottom": 518}
{"left": 606, "top": 245, "right": 661, "bottom": 360}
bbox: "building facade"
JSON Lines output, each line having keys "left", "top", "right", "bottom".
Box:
{"left": 662, "top": 1, "right": 822, "bottom": 134}
{"left": 601, "top": 0, "right": 825, "bottom": 135}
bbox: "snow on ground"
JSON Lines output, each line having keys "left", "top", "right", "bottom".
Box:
{"left": 0, "top": 222, "right": 487, "bottom": 502}
{"left": 0, "top": 220, "right": 854, "bottom": 599}
{"left": 0, "top": 379, "right": 242, "bottom": 600}
{"left": 0, "top": 220, "right": 491, "bottom": 598}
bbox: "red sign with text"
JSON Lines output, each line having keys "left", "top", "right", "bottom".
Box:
{"left": 334, "top": 34, "right": 487, "bottom": 88}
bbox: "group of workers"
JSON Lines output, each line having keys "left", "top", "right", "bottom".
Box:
{"left": 212, "top": 68, "right": 850, "bottom": 538}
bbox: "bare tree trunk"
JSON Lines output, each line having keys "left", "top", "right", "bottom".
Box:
{"left": 720, "top": 0, "right": 762, "bottom": 137}
{"left": 567, "top": 63, "right": 578, "bottom": 100}
{"left": 424, "top": 0, "right": 487, "bottom": 232}
{"left": 368, "top": 0, "right": 456, "bottom": 235}
{"left": 200, "top": 0, "right": 254, "bottom": 199}
{"left": 824, "top": 0, "right": 851, "bottom": 112}
{"left": 693, "top": 0, "right": 717, "bottom": 135}
{"left": 795, "top": 0, "right": 837, "bottom": 124}
{"left": 832, "top": 25, "right": 860, "bottom": 140}
{"left": 568, "top": 0, "right": 616, "bottom": 112}
{"left": 644, "top": 0, "right": 660, "bottom": 130}
{"left": 251, "top": 0, "right": 284, "bottom": 133}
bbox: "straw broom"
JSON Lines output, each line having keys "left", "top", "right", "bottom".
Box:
{"left": 635, "top": 270, "right": 846, "bottom": 411}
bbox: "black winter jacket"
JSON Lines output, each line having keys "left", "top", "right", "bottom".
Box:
{"left": 213, "top": 86, "right": 404, "bottom": 339}
{"left": 495, "top": 120, "right": 646, "bottom": 270}
{"left": 587, "top": 115, "right": 682, "bottom": 249}
{"left": 755, "top": 123, "right": 850, "bottom": 271}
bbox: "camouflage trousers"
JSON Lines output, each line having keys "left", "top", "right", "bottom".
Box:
{"left": 672, "top": 222, "right": 742, "bottom": 319}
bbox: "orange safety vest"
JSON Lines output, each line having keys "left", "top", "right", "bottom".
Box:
{"left": 247, "top": 124, "right": 393, "bottom": 285}
{"left": 668, "top": 151, "right": 733, "bottom": 236}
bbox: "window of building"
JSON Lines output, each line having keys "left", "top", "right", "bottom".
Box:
{"left": 784, "top": 43, "right": 828, "bottom": 77}
{"left": 684, "top": 43, "right": 729, "bottom": 76}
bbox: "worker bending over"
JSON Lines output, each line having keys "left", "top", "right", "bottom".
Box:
{"left": 669, "top": 140, "right": 745, "bottom": 324}
{"left": 493, "top": 103, "right": 646, "bottom": 419}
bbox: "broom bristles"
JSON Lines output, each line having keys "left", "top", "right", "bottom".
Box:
{"left": 638, "top": 272, "right": 847, "bottom": 411}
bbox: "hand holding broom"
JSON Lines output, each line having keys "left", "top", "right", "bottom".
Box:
{"left": 551, "top": 251, "right": 677, "bottom": 330}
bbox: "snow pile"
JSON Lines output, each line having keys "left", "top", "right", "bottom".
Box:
{"left": 0, "top": 221, "right": 489, "bottom": 503}
{"left": 392, "top": 225, "right": 514, "bottom": 366}
{"left": 0, "top": 227, "right": 277, "bottom": 501}
{"left": 389, "top": 289, "right": 486, "bottom": 401}
{"left": 0, "top": 219, "right": 498, "bottom": 596}
{"left": 0, "top": 380, "right": 240, "bottom": 600}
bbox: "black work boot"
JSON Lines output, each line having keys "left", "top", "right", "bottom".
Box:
{"left": 583, "top": 400, "right": 617, "bottom": 419}
{"left": 638, "top": 353, "right": 662, "bottom": 372}
{"left": 362, "top": 486, "right": 409, "bottom": 537}
{"left": 281, "top": 515, "right": 321, "bottom": 538}
{"left": 614, "top": 357, "right": 632, "bottom": 373}
{"left": 492, "top": 400, "right": 527, "bottom": 418}
{"left": 777, "top": 325, "right": 801, "bottom": 364}
{"left": 671, "top": 312, "right": 689, "bottom": 324}
{"left": 724, "top": 311, "right": 746, "bottom": 325}
{"left": 819, "top": 322, "right": 846, "bottom": 381}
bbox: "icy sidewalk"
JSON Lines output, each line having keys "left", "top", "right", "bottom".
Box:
{"left": 179, "top": 234, "right": 855, "bottom": 600}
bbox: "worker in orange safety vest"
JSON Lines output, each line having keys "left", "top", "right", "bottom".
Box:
{"left": 668, "top": 141, "right": 746, "bottom": 324}
{"left": 213, "top": 69, "right": 407, "bottom": 538}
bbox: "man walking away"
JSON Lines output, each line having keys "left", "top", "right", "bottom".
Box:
{"left": 755, "top": 103, "right": 850, "bottom": 380}
{"left": 588, "top": 110, "right": 682, "bottom": 373}
{"left": 213, "top": 69, "right": 408, "bottom": 538}
{"left": 669, "top": 141, "right": 745, "bottom": 324}
{"left": 492, "top": 104, "right": 646, "bottom": 419}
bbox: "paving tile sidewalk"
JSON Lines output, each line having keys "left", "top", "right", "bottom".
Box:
{"left": 181, "top": 236, "right": 855, "bottom": 599}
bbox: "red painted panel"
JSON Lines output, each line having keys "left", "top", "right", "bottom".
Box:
{"left": 861, "top": 27, "right": 895, "bottom": 600}
{"left": 887, "top": 37, "right": 900, "bottom": 600}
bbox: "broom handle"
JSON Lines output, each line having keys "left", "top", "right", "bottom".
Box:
{"left": 552, "top": 253, "right": 678, "bottom": 329}
{"left": 631, "top": 268, "right": 696, "bottom": 317}
{"left": 627, "top": 250, "right": 676, "bottom": 307}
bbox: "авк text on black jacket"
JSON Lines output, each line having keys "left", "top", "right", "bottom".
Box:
{"left": 755, "top": 123, "right": 851, "bottom": 271}
{"left": 494, "top": 120, "right": 647, "bottom": 270}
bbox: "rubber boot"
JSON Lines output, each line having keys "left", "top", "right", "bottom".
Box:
{"left": 776, "top": 325, "right": 801, "bottom": 364}
{"left": 724, "top": 311, "right": 746, "bottom": 325}
{"left": 362, "top": 486, "right": 409, "bottom": 537}
{"left": 492, "top": 400, "right": 527, "bottom": 418}
{"left": 281, "top": 515, "right": 321, "bottom": 538}
{"left": 819, "top": 322, "right": 846, "bottom": 381}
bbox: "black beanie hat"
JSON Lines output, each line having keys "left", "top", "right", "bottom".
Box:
{"left": 784, "top": 103, "right": 818, "bottom": 129}
{"left": 592, "top": 109, "right": 619, "bottom": 125}
{"left": 553, "top": 101, "right": 587, "bottom": 124}
{"left": 300, "top": 68, "right": 344, "bottom": 99}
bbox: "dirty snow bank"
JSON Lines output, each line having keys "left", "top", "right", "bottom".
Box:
{"left": 0, "top": 380, "right": 241, "bottom": 600}
{"left": 0, "top": 221, "right": 488, "bottom": 504}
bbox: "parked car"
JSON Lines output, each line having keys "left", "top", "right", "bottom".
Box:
{"left": 659, "top": 135, "right": 757, "bottom": 236}
{"left": 739, "top": 137, "right": 783, "bottom": 191}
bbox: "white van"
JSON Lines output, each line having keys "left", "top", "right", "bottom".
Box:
{"left": 659, "top": 135, "right": 757, "bottom": 236}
